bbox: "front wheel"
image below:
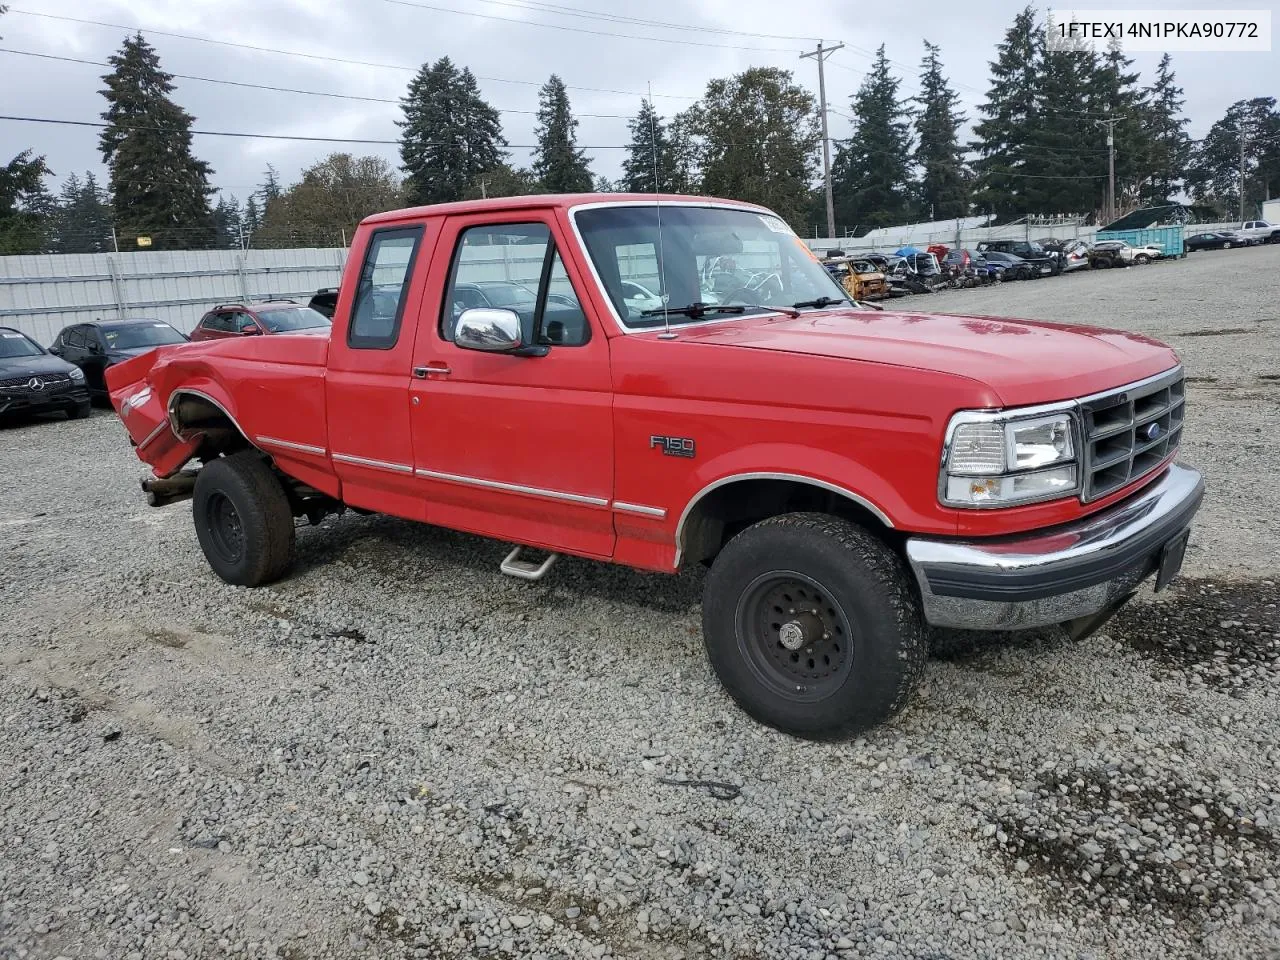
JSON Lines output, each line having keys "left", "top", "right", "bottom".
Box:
{"left": 1223, "top": 241, "right": 1233, "bottom": 249}
{"left": 192, "top": 451, "right": 295, "bottom": 586}
{"left": 1135, "top": 254, "right": 1150, "bottom": 265}
{"left": 701, "top": 513, "right": 927, "bottom": 739}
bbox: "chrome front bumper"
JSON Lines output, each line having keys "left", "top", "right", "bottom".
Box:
{"left": 905, "top": 464, "right": 1204, "bottom": 631}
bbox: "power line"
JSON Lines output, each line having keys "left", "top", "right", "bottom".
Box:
{"left": 378, "top": 0, "right": 801, "bottom": 52}
{"left": 0, "top": 49, "right": 635, "bottom": 119}
{"left": 453, "top": 0, "right": 819, "bottom": 42}
{"left": 4, "top": 8, "right": 696, "bottom": 100}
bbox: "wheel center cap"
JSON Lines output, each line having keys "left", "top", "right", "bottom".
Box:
{"left": 778, "top": 612, "right": 824, "bottom": 651}
{"left": 779, "top": 621, "right": 806, "bottom": 650}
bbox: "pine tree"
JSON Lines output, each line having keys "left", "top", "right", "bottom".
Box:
{"left": 399, "top": 57, "right": 507, "bottom": 206}
{"left": 211, "top": 194, "right": 242, "bottom": 248}
{"left": 1187, "top": 98, "right": 1280, "bottom": 216}
{"left": 463, "top": 164, "right": 545, "bottom": 200}
{"left": 532, "top": 75, "right": 593, "bottom": 193}
{"left": 0, "top": 150, "right": 54, "bottom": 254}
{"left": 831, "top": 46, "right": 913, "bottom": 230}
{"left": 1021, "top": 27, "right": 1100, "bottom": 215}
{"left": 621, "top": 99, "right": 674, "bottom": 193}
{"left": 689, "top": 67, "right": 818, "bottom": 227}
{"left": 54, "top": 171, "right": 113, "bottom": 253}
{"left": 913, "top": 41, "right": 968, "bottom": 220}
{"left": 1087, "top": 38, "right": 1150, "bottom": 215}
{"left": 666, "top": 110, "right": 701, "bottom": 194}
{"left": 971, "top": 7, "right": 1041, "bottom": 216}
{"left": 242, "top": 195, "right": 261, "bottom": 237}
{"left": 1140, "top": 55, "right": 1192, "bottom": 204}
{"left": 99, "top": 33, "right": 215, "bottom": 249}
{"left": 259, "top": 165, "right": 283, "bottom": 205}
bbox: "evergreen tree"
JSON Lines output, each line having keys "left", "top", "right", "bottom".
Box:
{"left": 99, "top": 33, "right": 215, "bottom": 249}
{"left": 211, "top": 194, "right": 242, "bottom": 248}
{"left": 0, "top": 150, "right": 54, "bottom": 254}
{"left": 399, "top": 57, "right": 507, "bottom": 206}
{"left": 831, "top": 46, "right": 913, "bottom": 230}
{"left": 1087, "top": 38, "right": 1150, "bottom": 215}
{"left": 242, "top": 195, "right": 261, "bottom": 237}
{"left": 463, "top": 163, "right": 545, "bottom": 200}
{"left": 1140, "top": 55, "right": 1192, "bottom": 204}
{"left": 54, "top": 171, "right": 113, "bottom": 253}
{"left": 621, "top": 99, "right": 674, "bottom": 193}
{"left": 665, "top": 110, "right": 701, "bottom": 194}
{"left": 689, "top": 67, "right": 819, "bottom": 227}
{"left": 532, "top": 75, "right": 593, "bottom": 193}
{"left": 913, "top": 41, "right": 968, "bottom": 220}
{"left": 1021, "top": 27, "right": 1100, "bottom": 215}
{"left": 259, "top": 164, "right": 283, "bottom": 205}
{"left": 1186, "top": 98, "right": 1280, "bottom": 216}
{"left": 971, "top": 7, "right": 1041, "bottom": 216}
{"left": 593, "top": 176, "right": 616, "bottom": 192}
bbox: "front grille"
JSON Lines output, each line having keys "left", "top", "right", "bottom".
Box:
{"left": 1079, "top": 368, "right": 1185, "bottom": 501}
{"left": 0, "top": 372, "right": 72, "bottom": 390}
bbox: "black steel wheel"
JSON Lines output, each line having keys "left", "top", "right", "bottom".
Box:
{"left": 192, "top": 451, "right": 295, "bottom": 586}
{"left": 735, "top": 571, "right": 854, "bottom": 704}
{"left": 203, "top": 491, "right": 245, "bottom": 566}
{"left": 702, "top": 512, "right": 927, "bottom": 739}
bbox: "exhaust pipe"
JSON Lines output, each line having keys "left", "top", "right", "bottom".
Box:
{"left": 141, "top": 468, "right": 199, "bottom": 507}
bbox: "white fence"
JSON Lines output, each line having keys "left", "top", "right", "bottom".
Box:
{"left": 0, "top": 248, "right": 348, "bottom": 345}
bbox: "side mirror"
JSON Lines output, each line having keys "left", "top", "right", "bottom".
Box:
{"left": 455, "top": 308, "right": 545, "bottom": 357}
{"left": 242, "top": 323, "right": 263, "bottom": 336}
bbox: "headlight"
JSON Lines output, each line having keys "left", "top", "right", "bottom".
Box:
{"left": 941, "top": 409, "right": 1078, "bottom": 507}
{"left": 68, "top": 366, "right": 85, "bottom": 381}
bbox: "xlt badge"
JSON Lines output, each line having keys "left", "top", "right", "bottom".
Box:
{"left": 650, "top": 435, "right": 695, "bottom": 458}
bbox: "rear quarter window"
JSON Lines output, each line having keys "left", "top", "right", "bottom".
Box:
{"left": 348, "top": 226, "right": 425, "bottom": 350}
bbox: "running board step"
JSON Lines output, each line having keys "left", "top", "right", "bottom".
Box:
{"left": 500, "top": 547, "right": 559, "bottom": 581}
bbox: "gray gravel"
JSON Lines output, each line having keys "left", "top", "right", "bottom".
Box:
{"left": 2, "top": 244, "right": 1280, "bottom": 960}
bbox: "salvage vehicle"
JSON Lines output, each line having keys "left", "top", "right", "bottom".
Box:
{"left": 1088, "top": 240, "right": 1136, "bottom": 269}
{"left": 821, "top": 253, "right": 889, "bottom": 301}
{"left": 107, "top": 193, "right": 1205, "bottom": 740}
{"left": 977, "top": 240, "right": 1060, "bottom": 276}
{"left": 189, "top": 300, "right": 331, "bottom": 341}
{"left": 0, "top": 326, "right": 90, "bottom": 421}
{"left": 50, "top": 318, "right": 188, "bottom": 403}
{"left": 1184, "top": 232, "right": 1237, "bottom": 252}
{"left": 978, "top": 250, "right": 1037, "bottom": 280}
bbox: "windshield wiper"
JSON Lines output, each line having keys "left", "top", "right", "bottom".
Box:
{"left": 791, "top": 296, "right": 849, "bottom": 310}
{"left": 641, "top": 302, "right": 747, "bottom": 319}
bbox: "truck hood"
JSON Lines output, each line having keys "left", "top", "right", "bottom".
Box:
{"left": 670, "top": 309, "right": 1179, "bottom": 406}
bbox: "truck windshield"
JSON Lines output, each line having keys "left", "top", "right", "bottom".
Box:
{"left": 574, "top": 204, "right": 847, "bottom": 328}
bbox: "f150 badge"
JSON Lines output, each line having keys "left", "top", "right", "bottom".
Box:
{"left": 650, "top": 435, "right": 696, "bottom": 458}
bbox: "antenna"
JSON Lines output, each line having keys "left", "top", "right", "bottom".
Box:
{"left": 649, "top": 81, "right": 675, "bottom": 340}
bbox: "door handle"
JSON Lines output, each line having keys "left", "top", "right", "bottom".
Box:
{"left": 413, "top": 364, "right": 451, "bottom": 378}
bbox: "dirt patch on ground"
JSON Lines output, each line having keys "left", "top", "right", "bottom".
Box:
{"left": 1109, "top": 579, "right": 1280, "bottom": 690}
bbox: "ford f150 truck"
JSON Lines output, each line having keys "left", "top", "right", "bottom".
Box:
{"left": 107, "top": 194, "right": 1204, "bottom": 739}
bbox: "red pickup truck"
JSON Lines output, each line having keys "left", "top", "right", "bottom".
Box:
{"left": 107, "top": 194, "right": 1204, "bottom": 739}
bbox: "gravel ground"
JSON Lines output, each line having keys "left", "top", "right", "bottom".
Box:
{"left": 2, "top": 244, "right": 1279, "bottom": 960}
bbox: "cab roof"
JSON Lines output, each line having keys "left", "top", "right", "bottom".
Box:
{"left": 360, "top": 193, "right": 768, "bottom": 226}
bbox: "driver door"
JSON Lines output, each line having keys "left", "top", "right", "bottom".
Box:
{"left": 408, "top": 212, "right": 615, "bottom": 559}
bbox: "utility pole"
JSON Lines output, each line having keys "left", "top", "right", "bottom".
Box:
{"left": 1239, "top": 120, "right": 1248, "bottom": 221}
{"left": 801, "top": 40, "right": 845, "bottom": 241}
{"left": 1097, "top": 117, "right": 1119, "bottom": 225}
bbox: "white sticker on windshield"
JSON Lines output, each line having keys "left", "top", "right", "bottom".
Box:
{"left": 153, "top": 323, "right": 168, "bottom": 327}
{"left": 2, "top": 332, "right": 24, "bottom": 338}
{"left": 758, "top": 214, "right": 793, "bottom": 235}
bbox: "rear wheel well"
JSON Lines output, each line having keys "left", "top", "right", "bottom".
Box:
{"left": 679, "top": 478, "right": 897, "bottom": 567}
{"left": 169, "top": 392, "right": 252, "bottom": 461}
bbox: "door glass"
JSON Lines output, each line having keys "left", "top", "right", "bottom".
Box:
{"left": 349, "top": 226, "right": 424, "bottom": 349}
{"left": 442, "top": 223, "right": 589, "bottom": 347}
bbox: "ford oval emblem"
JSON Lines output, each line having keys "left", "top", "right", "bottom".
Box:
{"left": 1144, "top": 422, "right": 1161, "bottom": 441}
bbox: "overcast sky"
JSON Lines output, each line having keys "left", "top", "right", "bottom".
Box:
{"left": 2, "top": 0, "right": 1276, "bottom": 202}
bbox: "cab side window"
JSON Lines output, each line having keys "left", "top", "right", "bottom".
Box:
{"left": 440, "top": 222, "right": 590, "bottom": 347}
{"left": 349, "top": 226, "right": 424, "bottom": 350}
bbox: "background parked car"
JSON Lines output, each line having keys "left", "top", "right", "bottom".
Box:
{"left": 977, "top": 240, "right": 1060, "bottom": 275}
{"left": 1233, "top": 220, "right": 1280, "bottom": 244}
{"left": 0, "top": 326, "right": 90, "bottom": 422}
{"left": 190, "top": 300, "right": 332, "bottom": 341}
{"left": 1088, "top": 240, "right": 1136, "bottom": 269}
{"left": 1185, "top": 232, "right": 1237, "bottom": 252}
{"left": 308, "top": 288, "right": 339, "bottom": 319}
{"left": 1040, "top": 238, "right": 1091, "bottom": 272}
{"left": 50, "top": 318, "right": 187, "bottom": 403}
{"left": 977, "top": 250, "right": 1037, "bottom": 280}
